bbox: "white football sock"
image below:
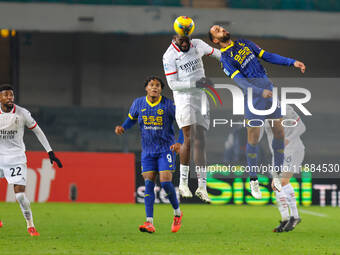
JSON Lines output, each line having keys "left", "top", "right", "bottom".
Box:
{"left": 180, "top": 165, "right": 189, "bottom": 186}
{"left": 275, "top": 190, "right": 290, "bottom": 221}
{"left": 283, "top": 183, "right": 299, "bottom": 218}
{"left": 196, "top": 167, "right": 207, "bottom": 189}
{"left": 15, "top": 192, "right": 34, "bottom": 228}
{"left": 146, "top": 217, "right": 153, "bottom": 224}
{"left": 174, "top": 208, "right": 181, "bottom": 217}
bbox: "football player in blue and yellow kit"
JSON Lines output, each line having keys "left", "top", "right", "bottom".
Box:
{"left": 115, "top": 76, "right": 183, "bottom": 233}
{"left": 208, "top": 25, "right": 306, "bottom": 199}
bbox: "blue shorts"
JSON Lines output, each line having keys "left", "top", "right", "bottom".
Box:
{"left": 245, "top": 95, "right": 281, "bottom": 126}
{"left": 141, "top": 151, "right": 176, "bottom": 173}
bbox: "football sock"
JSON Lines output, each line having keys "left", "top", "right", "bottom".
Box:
{"left": 283, "top": 183, "right": 299, "bottom": 218}
{"left": 246, "top": 143, "right": 258, "bottom": 178}
{"left": 179, "top": 164, "right": 189, "bottom": 186}
{"left": 15, "top": 192, "right": 34, "bottom": 228}
{"left": 272, "top": 138, "right": 284, "bottom": 173}
{"left": 161, "top": 182, "right": 180, "bottom": 215}
{"left": 174, "top": 208, "right": 181, "bottom": 217}
{"left": 144, "top": 180, "right": 155, "bottom": 222}
{"left": 196, "top": 167, "right": 207, "bottom": 189}
{"left": 275, "top": 190, "right": 290, "bottom": 221}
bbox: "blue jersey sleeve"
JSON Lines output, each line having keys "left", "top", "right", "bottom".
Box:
{"left": 128, "top": 99, "right": 139, "bottom": 120}
{"left": 122, "top": 117, "right": 137, "bottom": 130}
{"left": 221, "top": 56, "right": 264, "bottom": 96}
{"left": 244, "top": 39, "right": 295, "bottom": 66}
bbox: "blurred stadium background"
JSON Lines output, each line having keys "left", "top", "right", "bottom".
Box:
{"left": 0, "top": 0, "right": 339, "bottom": 206}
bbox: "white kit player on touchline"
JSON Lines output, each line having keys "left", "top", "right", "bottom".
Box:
{"left": 260, "top": 104, "right": 305, "bottom": 232}
{"left": 0, "top": 84, "right": 63, "bottom": 236}
{"left": 162, "top": 16, "right": 221, "bottom": 203}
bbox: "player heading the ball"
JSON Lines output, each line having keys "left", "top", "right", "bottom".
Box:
{"left": 163, "top": 16, "right": 221, "bottom": 203}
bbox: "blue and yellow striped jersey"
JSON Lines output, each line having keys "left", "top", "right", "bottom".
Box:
{"left": 128, "top": 96, "right": 175, "bottom": 154}
{"left": 220, "top": 39, "right": 295, "bottom": 95}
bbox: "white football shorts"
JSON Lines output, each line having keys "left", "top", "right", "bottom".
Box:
{"left": 175, "top": 104, "right": 210, "bottom": 130}
{"left": 0, "top": 163, "right": 27, "bottom": 186}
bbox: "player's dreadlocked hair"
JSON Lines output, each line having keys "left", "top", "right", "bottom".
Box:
{"left": 144, "top": 76, "right": 165, "bottom": 89}
{"left": 0, "top": 84, "right": 14, "bottom": 92}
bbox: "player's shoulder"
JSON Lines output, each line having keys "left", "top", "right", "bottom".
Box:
{"left": 163, "top": 43, "right": 178, "bottom": 60}
{"left": 191, "top": 38, "right": 203, "bottom": 45}
{"left": 131, "top": 96, "right": 145, "bottom": 106}
{"left": 14, "top": 104, "right": 31, "bottom": 115}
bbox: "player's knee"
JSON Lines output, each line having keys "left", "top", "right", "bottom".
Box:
{"left": 183, "top": 134, "right": 191, "bottom": 146}
{"left": 274, "top": 129, "right": 284, "bottom": 139}
{"left": 272, "top": 125, "right": 284, "bottom": 139}
{"left": 143, "top": 172, "right": 157, "bottom": 182}
{"left": 247, "top": 128, "right": 260, "bottom": 145}
{"left": 159, "top": 171, "right": 172, "bottom": 182}
{"left": 247, "top": 134, "right": 259, "bottom": 146}
{"left": 15, "top": 192, "right": 25, "bottom": 202}
{"left": 194, "top": 137, "right": 205, "bottom": 149}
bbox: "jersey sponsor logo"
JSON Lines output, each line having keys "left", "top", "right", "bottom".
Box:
{"left": 234, "top": 46, "right": 252, "bottom": 65}
{"left": 0, "top": 130, "right": 18, "bottom": 139}
{"left": 144, "top": 126, "right": 163, "bottom": 130}
{"left": 179, "top": 58, "right": 202, "bottom": 73}
{"left": 240, "top": 54, "right": 255, "bottom": 69}
{"left": 142, "top": 115, "right": 163, "bottom": 126}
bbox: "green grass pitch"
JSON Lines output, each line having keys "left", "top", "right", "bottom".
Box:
{"left": 0, "top": 203, "right": 339, "bottom": 255}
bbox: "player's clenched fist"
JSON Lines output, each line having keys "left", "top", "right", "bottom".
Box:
{"left": 170, "top": 143, "right": 181, "bottom": 154}
{"left": 262, "top": 89, "right": 272, "bottom": 98}
{"left": 294, "top": 60, "right": 306, "bottom": 73}
{"left": 115, "top": 125, "right": 125, "bottom": 135}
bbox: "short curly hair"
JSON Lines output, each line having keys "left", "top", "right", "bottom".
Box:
{"left": 144, "top": 76, "right": 165, "bottom": 89}
{"left": 0, "top": 84, "right": 14, "bottom": 92}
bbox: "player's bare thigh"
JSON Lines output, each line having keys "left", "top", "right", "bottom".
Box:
{"left": 142, "top": 172, "right": 157, "bottom": 182}
{"left": 14, "top": 184, "right": 25, "bottom": 193}
{"left": 247, "top": 126, "right": 261, "bottom": 145}
{"left": 159, "top": 171, "right": 173, "bottom": 182}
